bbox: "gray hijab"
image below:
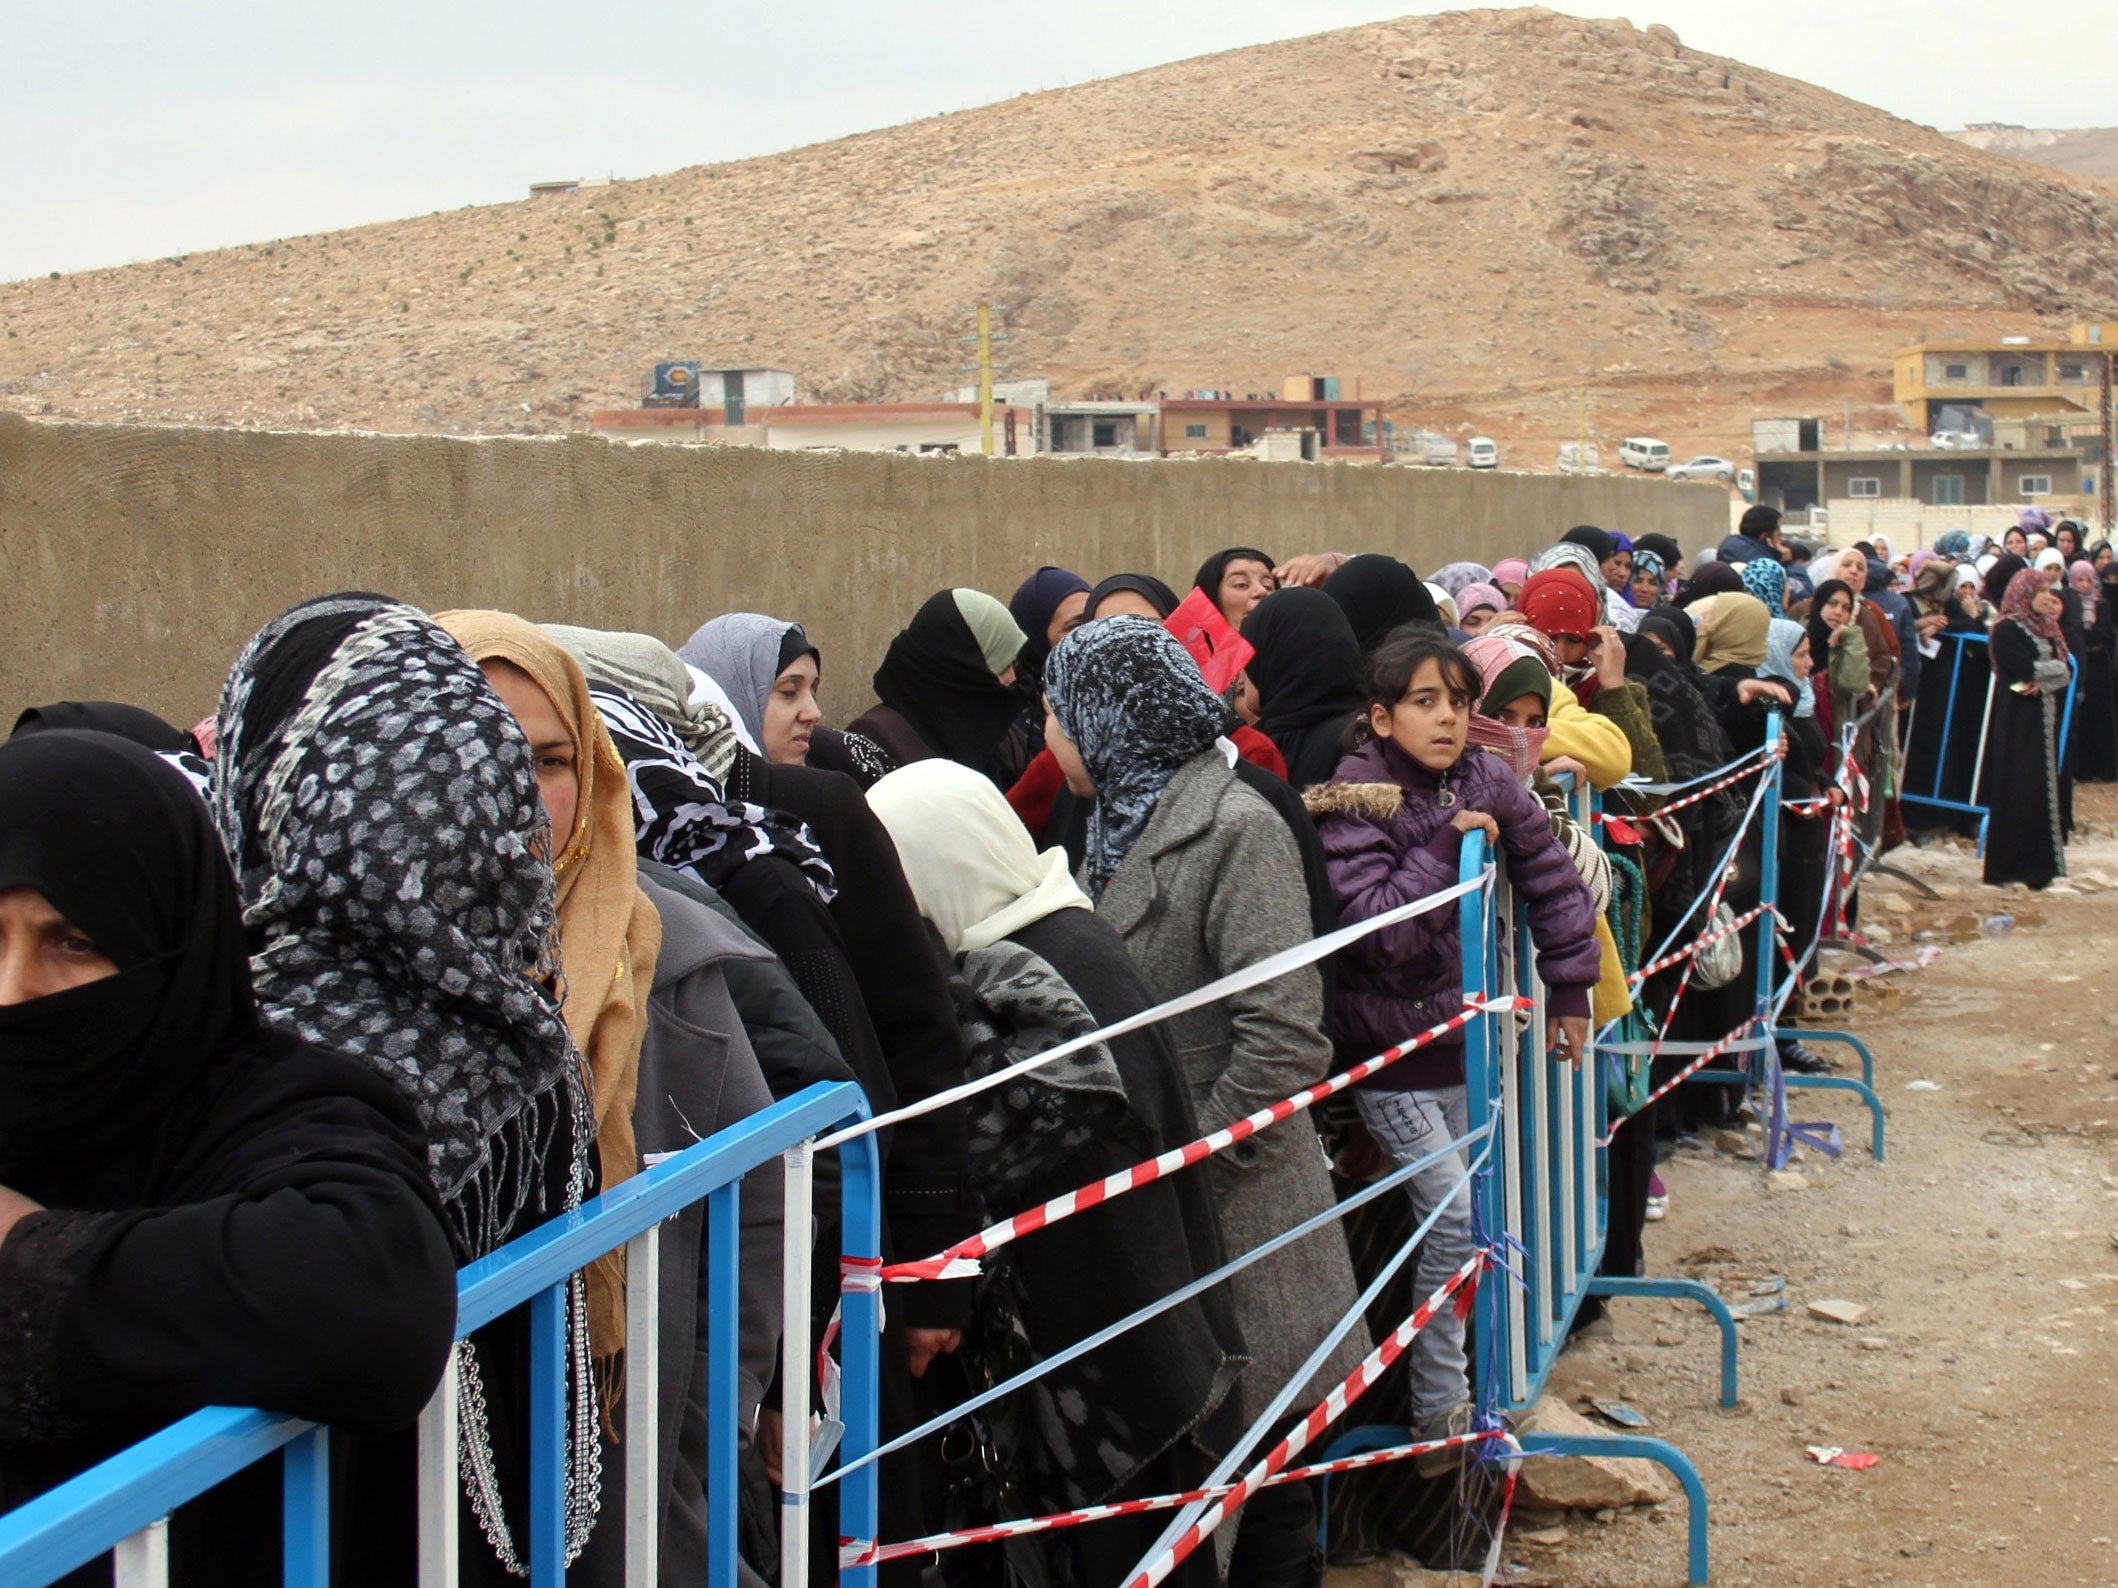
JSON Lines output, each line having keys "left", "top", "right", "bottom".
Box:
{"left": 543, "top": 623, "right": 743, "bottom": 782}
{"left": 678, "top": 612, "right": 816, "bottom": 747}
{"left": 1530, "top": 541, "right": 1608, "bottom": 599}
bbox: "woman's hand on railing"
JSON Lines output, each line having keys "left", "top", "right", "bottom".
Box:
{"left": 1550, "top": 1015, "right": 1590, "bottom": 1068}
{"left": 1735, "top": 679, "right": 1792, "bottom": 709}
{"left": 907, "top": 1328, "right": 963, "bottom": 1379}
{"left": 1449, "top": 809, "right": 1500, "bottom": 845}
{"left": 1545, "top": 754, "right": 1588, "bottom": 783}
{"left": 0, "top": 1183, "right": 43, "bottom": 1244}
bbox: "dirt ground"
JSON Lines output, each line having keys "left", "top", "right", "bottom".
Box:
{"left": 1335, "top": 786, "right": 2118, "bottom": 1588}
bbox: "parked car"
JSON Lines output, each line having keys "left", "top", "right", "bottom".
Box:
{"left": 1466, "top": 436, "right": 1498, "bottom": 469}
{"left": 1664, "top": 454, "right": 1738, "bottom": 484}
{"left": 1557, "top": 442, "right": 1602, "bottom": 474}
{"left": 1619, "top": 436, "right": 1671, "bottom": 471}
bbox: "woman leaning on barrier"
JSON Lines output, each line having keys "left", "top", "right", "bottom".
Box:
{"left": 437, "top": 612, "right": 788, "bottom": 1588}
{"left": 1043, "top": 615, "right": 1365, "bottom": 1588}
{"left": 0, "top": 729, "right": 457, "bottom": 1586}
{"left": 214, "top": 596, "right": 603, "bottom": 1582}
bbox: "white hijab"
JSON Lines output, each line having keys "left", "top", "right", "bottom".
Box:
{"left": 867, "top": 759, "right": 1091, "bottom": 955}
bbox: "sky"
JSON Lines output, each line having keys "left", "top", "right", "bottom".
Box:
{"left": 4, "top": 1, "right": 2109, "bottom": 283}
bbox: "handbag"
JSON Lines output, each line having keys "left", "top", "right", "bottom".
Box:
{"left": 1691, "top": 899, "right": 1744, "bottom": 991}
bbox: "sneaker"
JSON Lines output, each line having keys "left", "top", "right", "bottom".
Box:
{"left": 1413, "top": 1402, "right": 1478, "bottom": 1478}
{"left": 1779, "top": 1040, "right": 1834, "bottom": 1075}
{"left": 1645, "top": 1172, "right": 1670, "bottom": 1222}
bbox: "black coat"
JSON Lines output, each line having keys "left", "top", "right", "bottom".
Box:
{"left": 1981, "top": 620, "right": 2069, "bottom": 888}
{"left": 0, "top": 1045, "right": 457, "bottom": 1586}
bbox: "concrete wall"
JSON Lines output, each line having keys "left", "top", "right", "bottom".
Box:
{"left": 0, "top": 412, "right": 1728, "bottom": 731}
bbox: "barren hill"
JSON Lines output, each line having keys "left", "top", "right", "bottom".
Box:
{"left": 6, "top": 8, "right": 2118, "bottom": 466}
{"left": 1948, "top": 124, "right": 2118, "bottom": 182}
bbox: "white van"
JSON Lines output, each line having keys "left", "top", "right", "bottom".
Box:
{"left": 1466, "top": 436, "right": 1498, "bottom": 469}
{"left": 1619, "top": 437, "right": 1671, "bottom": 471}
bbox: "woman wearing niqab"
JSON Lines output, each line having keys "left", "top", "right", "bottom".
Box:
{"left": 0, "top": 728, "right": 455, "bottom": 1583}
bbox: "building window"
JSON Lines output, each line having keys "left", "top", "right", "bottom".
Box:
{"left": 2019, "top": 475, "right": 2052, "bottom": 497}
{"left": 1183, "top": 423, "right": 1209, "bottom": 440}
{"left": 1093, "top": 421, "right": 1118, "bottom": 448}
{"left": 1943, "top": 363, "right": 1968, "bottom": 380}
{"left": 2059, "top": 361, "right": 2086, "bottom": 382}
{"left": 2046, "top": 426, "right": 2065, "bottom": 446}
{"left": 1846, "top": 477, "right": 1881, "bottom": 498}
{"left": 1931, "top": 475, "right": 1964, "bottom": 506}
{"left": 1999, "top": 365, "right": 2024, "bottom": 387}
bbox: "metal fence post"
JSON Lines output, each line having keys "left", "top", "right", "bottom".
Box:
{"left": 705, "top": 1184, "right": 741, "bottom": 1588}
{"left": 624, "top": 1225, "right": 662, "bottom": 1588}
{"left": 527, "top": 1284, "right": 567, "bottom": 1586}
{"left": 779, "top": 1144, "right": 815, "bottom": 1588}
{"left": 417, "top": 1345, "right": 460, "bottom": 1588}
{"left": 281, "top": 1425, "right": 330, "bottom": 1588}
{"left": 836, "top": 1131, "right": 886, "bottom": 1588}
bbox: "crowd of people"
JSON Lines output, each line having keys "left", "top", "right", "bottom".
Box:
{"left": 0, "top": 498, "right": 2103, "bottom": 1586}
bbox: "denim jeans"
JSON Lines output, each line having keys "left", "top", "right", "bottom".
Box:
{"left": 1352, "top": 1084, "right": 1473, "bottom": 1423}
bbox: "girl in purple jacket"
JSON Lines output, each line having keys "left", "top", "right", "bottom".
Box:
{"left": 1303, "top": 632, "right": 1601, "bottom": 1464}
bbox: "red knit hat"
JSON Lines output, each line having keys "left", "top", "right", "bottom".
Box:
{"left": 1516, "top": 568, "right": 1601, "bottom": 640}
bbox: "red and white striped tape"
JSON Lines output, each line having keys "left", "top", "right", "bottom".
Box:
{"left": 1627, "top": 903, "right": 1769, "bottom": 989}
{"left": 837, "top": 1427, "right": 1505, "bottom": 1568}
{"left": 1120, "top": 1250, "right": 1487, "bottom": 1588}
{"left": 881, "top": 997, "right": 1528, "bottom": 1284}
{"left": 1624, "top": 743, "right": 1778, "bottom": 821}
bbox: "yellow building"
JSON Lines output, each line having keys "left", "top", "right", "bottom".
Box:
{"left": 1893, "top": 324, "right": 2113, "bottom": 431}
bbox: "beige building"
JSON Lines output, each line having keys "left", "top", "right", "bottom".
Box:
{"left": 591, "top": 401, "right": 1037, "bottom": 455}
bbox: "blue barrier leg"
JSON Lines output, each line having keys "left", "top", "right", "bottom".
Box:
{"left": 528, "top": 1283, "right": 566, "bottom": 1586}
{"left": 706, "top": 1183, "right": 741, "bottom": 1588}
{"left": 1792, "top": 1029, "right": 1876, "bottom": 1089}
{"left": 1782, "top": 1075, "right": 1887, "bottom": 1162}
{"left": 1585, "top": 1278, "right": 1739, "bottom": 1407}
{"left": 1313, "top": 1425, "right": 1417, "bottom": 1550}
{"left": 281, "top": 1425, "right": 329, "bottom": 1588}
{"left": 837, "top": 1131, "right": 886, "bottom": 1588}
{"left": 1515, "top": 1433, "right": 1709, "bottom": 1585}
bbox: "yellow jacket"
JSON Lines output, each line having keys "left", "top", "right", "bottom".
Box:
{"left": 1542, "top": 691, "right": 1633, "bottom": 790}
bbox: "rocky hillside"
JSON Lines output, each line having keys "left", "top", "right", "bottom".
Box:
{"left": 1948, "top": 124, "right": 2118, "bottom": 182}
{"left": 5, "top": 8, "right": 2117, "bottom": 464}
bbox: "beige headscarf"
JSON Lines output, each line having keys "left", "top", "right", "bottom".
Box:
{"left": 1695, "top": 592, "right": 1772, "bottom": 673}
{"left": 866, "top": 759, "right": 1091, "bottom": 954}
{"left": 438, "top": 610, "right": 662, "bottom": 1372}
{"left": 543, "top": 622, "right": 746, "bottom": 783}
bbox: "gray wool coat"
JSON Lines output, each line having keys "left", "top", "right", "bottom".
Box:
{"left": 1095, "top": 750, "right": 1368, "bottom": 1421}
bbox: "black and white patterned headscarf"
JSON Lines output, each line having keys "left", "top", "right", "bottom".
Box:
{"left": 213, "top": 594, "right": 600, "bottom": 1570}
{"left": 593, "top": 686, "right": 838, "bottom": 902}
{"left": 1042, "top": 615, "right": 1235, "bottom": 898}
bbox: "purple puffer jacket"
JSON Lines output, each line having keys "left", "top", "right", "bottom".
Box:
{"left": 1303, "top": 737, "right": 1602, "bottom": 1090}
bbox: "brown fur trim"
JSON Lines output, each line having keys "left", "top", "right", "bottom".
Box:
{"left": 1301, "top": 781, "right": 1405, "bottom": 820}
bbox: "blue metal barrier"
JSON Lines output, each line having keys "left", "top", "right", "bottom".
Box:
{"left": 1315, "top": 779, "right": 1723, "bottom": 1585}
{"left": 0, "top": 1080, "right": 876, "bottom": 1588}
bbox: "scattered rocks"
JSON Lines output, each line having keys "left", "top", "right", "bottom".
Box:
{"left": 1768, "top": 1170, "right": 1809, "bottom": 1193}
{"left": 1516, "top": 1399, "right": 1675, "bottom": 1509}
{"left": 1807, "top": 1298, "right": 1870, "bottom": 1326}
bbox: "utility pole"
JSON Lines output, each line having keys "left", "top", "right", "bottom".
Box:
{"left": 977, "top": 302, "right": 994, "bottom": 457}
{"left": 2103, "top": 349, "right": 2115, "bottom": 540}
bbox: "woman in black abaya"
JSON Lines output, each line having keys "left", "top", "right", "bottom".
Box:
{"left": 0, "top": 730, "right": 457, "bottom": 1586}
{"left": 1982, "top": 569, "right": 2072, "bottom": 889}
